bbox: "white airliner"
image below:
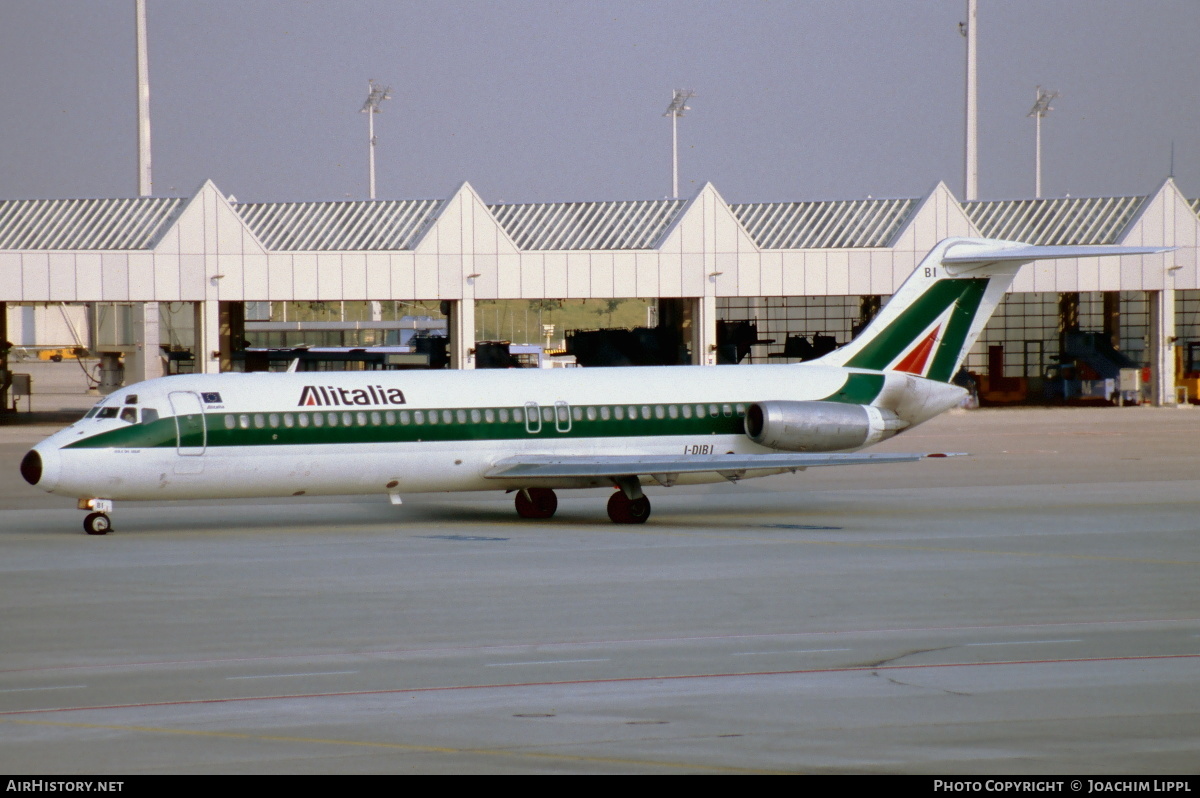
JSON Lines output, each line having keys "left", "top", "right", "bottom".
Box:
{"left": 20, "top": 237, "right": 1166, "bottom": 534}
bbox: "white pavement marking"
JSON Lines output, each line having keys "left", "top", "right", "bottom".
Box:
{"left": 964, "top": 639, "right": 1082, "bottom": 647}
{"left": 226, "top": 670, "right": 359, "bottom": 680}
{"left": 732, "top": 648, "right": 853, "bottom": 656}
{"left": 485, "top": 658, "right": 610, "bottom": 667}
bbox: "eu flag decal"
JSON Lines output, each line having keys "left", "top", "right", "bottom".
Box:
{"left": 201, "top": 392, "right": 223, "bottom": 404}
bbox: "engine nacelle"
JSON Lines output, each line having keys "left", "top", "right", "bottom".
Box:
{"left": 744, "top": 400, "right": 905, "bottom": 452}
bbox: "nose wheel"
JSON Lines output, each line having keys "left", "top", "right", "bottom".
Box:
{"left": 83, "top": 512, "right": 112, "bottom": 536}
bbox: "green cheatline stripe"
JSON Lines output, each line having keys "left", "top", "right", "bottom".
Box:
{"left": 845, "top": 278, "right": 989, "bottom": 380}
{"left": 66, "top": 402, "right": 748, "bottom": 450}
{"left": 63, "top": 375, "right": 888, "bottom": 451}
{"left": 823, "top": 373, "right": 885, "bottom": 405}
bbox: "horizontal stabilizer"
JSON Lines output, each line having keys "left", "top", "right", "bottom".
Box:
{"left": 486, "top": 452, "right": 963, "bottom": 480}
{"left": 941, "top": 241, "right": 1172, "bottom": 270}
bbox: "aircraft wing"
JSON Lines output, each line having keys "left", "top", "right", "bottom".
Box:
{"left": 485, "top": 452, "right": 960, "bottom": 484}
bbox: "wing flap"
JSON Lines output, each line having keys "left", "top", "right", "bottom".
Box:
{"left": 485, "top": 452, "right": 961, "bottom": 480}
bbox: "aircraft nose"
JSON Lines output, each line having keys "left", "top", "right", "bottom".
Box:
{"left": 20, "top": 444, "right": 60, "bottom": 492}
{"left": 20, "top": 449, "right": 41, "bottom": 486}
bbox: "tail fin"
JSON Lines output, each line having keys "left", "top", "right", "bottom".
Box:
{"left": 816, "top": 237, "right": 1171, "bottom": 382}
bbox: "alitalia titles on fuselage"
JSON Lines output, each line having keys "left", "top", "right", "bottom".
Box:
{"left": 298, "top": 385, "right": 407, "bottom": 407}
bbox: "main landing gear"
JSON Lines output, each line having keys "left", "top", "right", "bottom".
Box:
{"left": 515, "top": 488, "right": 558, "bottom": 519}
{"left": 606, "top": 490, "right": 651, "bottom": 524}
{"left": 79, "top": 499, "right": 114, "bottom": 535}
{"left": 513, "top": 480, "right": 652, "bottom": 525}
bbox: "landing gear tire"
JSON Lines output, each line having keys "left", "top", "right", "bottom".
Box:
{"left": 83, "top": 512, "right": 111, "bottom": 536}
{"left": 607, "top": 491, "right": 651, "bottom": 524}
{"left": 515, "top": 488, "right": 558, "bottom": 519}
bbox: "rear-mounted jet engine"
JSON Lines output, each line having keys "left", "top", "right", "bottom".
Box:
{"left": 744, "top": 400, "right": 905, "bottom": 452}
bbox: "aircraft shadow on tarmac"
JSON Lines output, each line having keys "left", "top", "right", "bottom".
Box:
{"left": 16, "top": 489, "right": 865, "bottom": 536}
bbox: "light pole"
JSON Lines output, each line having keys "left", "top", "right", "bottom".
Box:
{"left": 135, "top": 0, "right": 151, "bottom": 196}
{"left": 663, "top": 89, "right": 695, "bottom": 199}
{"left": 960, "top": 0, "right": 978, "bottom": 201}
{"left": 361, "top": 79, "right": 392, "bottom": 199}
{"left": 1027, "top": 86, "right": 1058, "bottom": 198}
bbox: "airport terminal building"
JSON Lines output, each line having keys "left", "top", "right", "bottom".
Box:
{"left": 1, "top": 178, "right": 1197, "bottom": 407}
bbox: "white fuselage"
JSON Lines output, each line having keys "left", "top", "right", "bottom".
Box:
{"left": 29, "top": 363, "right": 964, "bottom": 503}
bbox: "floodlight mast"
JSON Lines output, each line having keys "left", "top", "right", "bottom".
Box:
{"left": 135, "top": 0, "right": 151, "bottom": 196}
{"left": 960, "top": 0, "right": 978, "bottom": 201}
{"left": 1027, "top": 86, "right": 1058, "bottom": 198}
{"left": 361, "top": 79, "right": 393, "bottom": 199}
{"left": 663, "top": 89, "right": 695, "bottom": 199}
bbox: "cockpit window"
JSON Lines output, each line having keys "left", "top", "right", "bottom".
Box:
{"left": 97, "top": 407, "right": 119, "bottom": 419}
{"left": 124, "top": 394, "right": 138, "bottom": 405}
{"left": 83, "top": 408, "right": 99, "bottom": 419}
{"left": 119, "top": 408, "right": 138, "bottom": 424}
{"left": 141, "top": 408, "right": 159, "bottom": 425}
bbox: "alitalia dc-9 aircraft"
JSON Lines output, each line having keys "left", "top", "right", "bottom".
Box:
{"left": 21, "top": 238, "right": 1166, "bottom": 534}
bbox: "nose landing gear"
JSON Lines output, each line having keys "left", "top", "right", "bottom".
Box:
{"left": 83, "top": 512, "right": 112, "bottom": 535}
{"left": 79, "top": 499, "right": 114, "bottom": 535}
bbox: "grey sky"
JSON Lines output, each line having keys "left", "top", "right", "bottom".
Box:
{"left": 1, "top": 0, "right": 1197, "bottom": 204}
